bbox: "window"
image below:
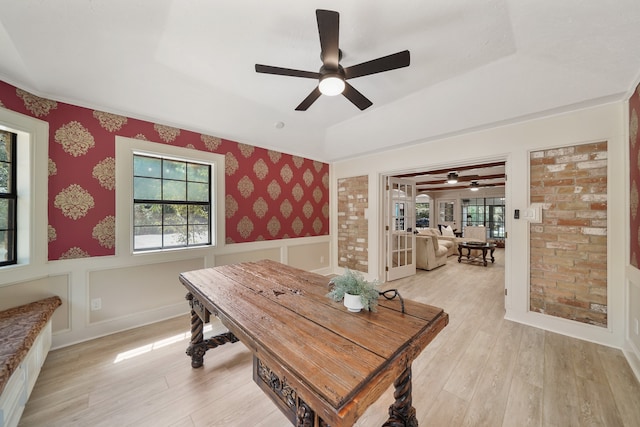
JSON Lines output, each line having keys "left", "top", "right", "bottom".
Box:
{"left": 116, "top": 136, "right": 225, "bottom": 255}
{"left": 415, "top": 201, "right": 429, "bottom": 228}
{"left": 133, "top": 154, "right": 211, "bottom": 251}
{"left": 439, "top": 200, "right": 455, "bottom": 223}
{"left": 0, "top": 108, "right": 48, "bottom": 279}
{"left": 0, "top": 131, "right": 17, "bottom": 266}
{"left": 461, "top": 197, "right": 505, "bottom": 239}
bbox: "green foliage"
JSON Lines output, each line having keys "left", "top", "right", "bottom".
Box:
{"left": 326, "top": 268, "right": 380, "bottom": 312}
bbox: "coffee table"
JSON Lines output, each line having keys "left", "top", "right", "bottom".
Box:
{"left": 457, "top": 241, "right": 497, "bottom": 267}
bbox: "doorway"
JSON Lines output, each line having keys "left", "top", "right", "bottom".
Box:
{"left": 380, "top": 159, "right": 509, "bottom": 309}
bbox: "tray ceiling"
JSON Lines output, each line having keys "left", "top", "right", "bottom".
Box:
{"left": 1, "top": 1, "right": 639, "bottom": 162}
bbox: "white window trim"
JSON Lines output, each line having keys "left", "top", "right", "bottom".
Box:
{"left": 115, "top": 136, "right": 225, "bottom": 257}
{"left": 0, "top": 108, "right": 48, "bottom": 285}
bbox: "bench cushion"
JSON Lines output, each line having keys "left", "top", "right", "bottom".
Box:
{"left": 0, "top": 296, "right": 61, "bottom": 395}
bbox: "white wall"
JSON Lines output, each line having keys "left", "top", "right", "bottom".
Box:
{"left": 0, "top": 236, "right": 331, "bottom": 349}
{"left": 331, "top": 102, "right": 627, "bottom": 353}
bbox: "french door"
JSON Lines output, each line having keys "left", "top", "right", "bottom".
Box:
{"left": 386, "top": 177, "right": 416, "bottom": 281}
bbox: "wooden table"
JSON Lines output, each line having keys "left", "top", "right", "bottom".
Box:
{"left": 179, "top": 260, "right": 448, "bottom": 427}
{"left": 457, "top": 241, "right": 497, "bottom": 267}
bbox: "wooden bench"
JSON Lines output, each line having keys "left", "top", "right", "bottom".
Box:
{"left": 0, "top": 296, "right": 61, "bottom": 427}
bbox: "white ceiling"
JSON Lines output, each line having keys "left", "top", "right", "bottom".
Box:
{"left": 1, "top": 1, "right": 639, "bottom": 162}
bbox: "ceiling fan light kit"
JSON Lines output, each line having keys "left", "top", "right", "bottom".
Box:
{"left": 255, "top": 9, "right": 410, "bottom": 111}
{"left": 447, "top": 172, "right": 458, "bottom": 184}
{"left": 470, "top": 181, "right": 480, "bottom": 191}
{"left": 318, "top": 74, "right": 345, "bottom": 96}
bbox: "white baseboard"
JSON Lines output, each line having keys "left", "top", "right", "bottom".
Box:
{"left": 624, "top": 339, "right": 640, "bottom": 383}
{"left": 505, "top": 309, "right": 620, "bottom": 349}
{"left": 311, "top": 266, "right": 333, "bottom": 276}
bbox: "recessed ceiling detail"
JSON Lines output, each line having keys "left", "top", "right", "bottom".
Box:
{"left": 255, "top": 9, "right": 410, "bottom": 111}
{"left": 1, "top": 2, "right": 639, "bottom": 161}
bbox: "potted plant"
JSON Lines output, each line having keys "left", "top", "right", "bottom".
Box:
{"left": 326, "top": 268, "right": 380, "bottom": 312}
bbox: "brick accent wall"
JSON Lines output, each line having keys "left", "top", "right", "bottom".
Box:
{"left": 337, "top": 176, "right": 368, "bottom": 272}
{"left": 529, "top": 141, "right": 608, "bottom": 327}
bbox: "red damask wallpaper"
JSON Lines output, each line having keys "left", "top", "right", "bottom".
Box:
{"left": 0, "top": 81, "right": 329, "bottom": 260}
{"left": 631, "top": 82, "right": 640, "bottom": 267}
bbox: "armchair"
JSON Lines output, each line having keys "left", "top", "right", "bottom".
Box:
{"left": 462, "top": 225, "right": 487, "bottom": 256}
{"left": 416, "top": 234, "right": 449, "bottom": 270}
{"left": 464, "top": 226, "right": 487, "bottom": 242}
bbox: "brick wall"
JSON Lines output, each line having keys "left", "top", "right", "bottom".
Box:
{"left": 337, "top": 176, "right": 368, "bottom": 272}
{"left": 529, "top": 142, "right": 608, "bottom": 327}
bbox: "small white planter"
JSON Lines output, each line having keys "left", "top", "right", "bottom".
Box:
{"left": 343, "top": 293, "right": 364, "bottom": 312}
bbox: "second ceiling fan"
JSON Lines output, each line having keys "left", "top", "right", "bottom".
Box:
{"left": 255, "top": 9, "right": 410, "bottom": 111}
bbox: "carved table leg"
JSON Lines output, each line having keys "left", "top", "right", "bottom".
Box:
{"left": 185, "top": 293, "right": 206, "bottom": 368}
{"left": 482, "top": 248, "right": 488, "bottom": 267}
{"left": 382, "top": 366, "right": 418, "bottom": 427}
{"left": 185, "top": 292, "right": 239, "bottom": 369}
{"left": 490, "top": 247, "right": 496, "bottom": 263}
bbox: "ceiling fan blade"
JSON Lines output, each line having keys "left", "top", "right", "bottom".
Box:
{"left": 342, "top": 82, "right": 372, "bottom": 110}
{"left": 255, "top": 64, "right": 320, "bottom": 79}
{"left": 316, "top": 9, "right": 340, "bottom": 68}
{"left": 344, "top": 50, "right": 410, "bottom": 80}
{"left": 295, "top": 87, "right": 322, "bottom": 111}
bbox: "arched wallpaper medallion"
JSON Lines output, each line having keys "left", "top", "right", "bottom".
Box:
{"left": 0, "top": 81, "right": 329, "bottom": 260}
{"left": 630, "top": 82, "right": 640, "bottom": 268}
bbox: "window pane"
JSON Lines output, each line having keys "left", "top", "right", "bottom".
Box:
{"left": 134, "top": 177, "right": 161, "bottom": 200}
{"left": 134, "top": 203, "right": 162, "bottom": 226}
{"left": 0, "top": 132, "right": 11, "bottom": 162}
{"left": 134, "top": 156, "right": 161, "bottom": 178}
{"left": 416, "top": 202, "right": 429, "bottom": 227}
{"left": 0, "top": 199, "right": 14, "bottom": 231}
{"left": 0, "top": 199, "right": 6, "bottom": 229}
{"left": 188, "top": 205, "right": 209, "bottom": 225}
{"left": 187, "top": 163, "right": 209, "bottom": 183}
{"left": 188, "top": 225, "right": 209, "bottom": 245}
{"left": 134, "top": 226, "right": 162, "bottom": 250}
{"left": 163, "top": 160, "right": 186, "bottom": 180}
{"left": 0, "top": 162, "right": 10, "bottom": 192}
{"left": 188, "top": 182, "right": 209, "bottom": 202}
{"left": 164, "top": 204, "right": 187, "bottom": 225}
{"left": 163, "top": 180, "right": 186, "bottom": 201}
{"left": 0, "top": 230, "right": 9, "bottom": 261}
{"left": 164, "top": 225, "right": 187, "bottom": 247}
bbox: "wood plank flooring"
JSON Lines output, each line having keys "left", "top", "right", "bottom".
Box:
{"left": 19, "top": 250, "right": 640, "bottom": 426}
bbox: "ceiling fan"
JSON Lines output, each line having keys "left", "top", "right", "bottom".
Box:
{"left": 255, "top": 9, "right": 410, "bottom": 111}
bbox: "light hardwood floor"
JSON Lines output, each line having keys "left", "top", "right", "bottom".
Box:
{"left": 20, "top": 250, "right": 640, "bottom": 426}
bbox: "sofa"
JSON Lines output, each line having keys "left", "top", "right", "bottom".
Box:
{"left": 416, "top": 234, "right": 451, "bottom": 270}
{"left": 417, "top": 228, "right": 457, "bottom": 256}
{"left": 418, "top": 226, "right": 487, "bottom": 256}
